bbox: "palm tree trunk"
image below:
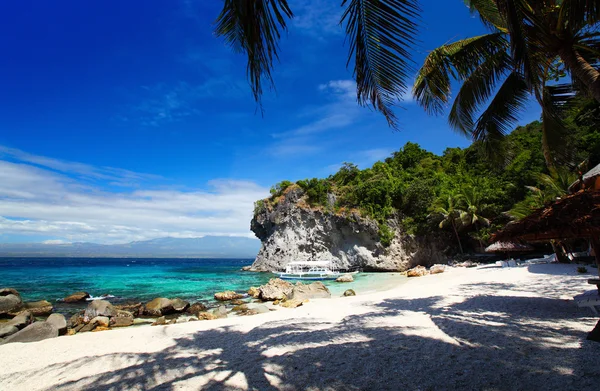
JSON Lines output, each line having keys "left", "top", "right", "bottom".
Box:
{"left": 451, "top": 219, "right": 464, "bottom": 254}
{"left": 558, "top": 46, "right": 600, "bottom": 103}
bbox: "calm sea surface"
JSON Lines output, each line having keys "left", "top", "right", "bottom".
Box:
{"left": 0, "top": 258, "right": 406, "bottom": 316}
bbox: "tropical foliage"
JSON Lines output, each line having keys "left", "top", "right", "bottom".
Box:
{"left": 414, "top": 0, "right": 600, "bottom": 163}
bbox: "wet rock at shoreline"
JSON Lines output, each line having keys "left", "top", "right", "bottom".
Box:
{"left": 90, "top": 316, "right": 110, "bottom": 328}
{"left": 0, "top": 288, "right": 23, "bottom": 315}
{"left": 241, "top": 266, "right": 252, "bottom": 271}
{"left": 247, "top": 287, "right": 260, "bottom": 298}
{"left": 144, "top": 298, "right": 189, "bottom": 316}
{"left": 110, "top": 311, "right": 134, "bottom": 327}
{"left": 152, "top": 316, "right": 167, "bottom": 326}
{"left": 288, "top": 282, "right": 331, "bottom": 301}
{"left": 407, "top": 265, "right": 428, "bottom": 277}
{"left": 430, "top": 264, "right": 446, "bottom": 274}
{"left": 2, "top": 322, "right": 58, "bottom": 344}
{"left": 84, "top": 300, "right": 116, "bottom": 321}
{"left": 19, "top": 300, "right": 53, "bottom": 317}
{"left": 343, "top": 289, "right": 356, "bottom": 297}
{"left": 0, "top": 310, "right": 32, "bottom": 338}
{"left": 170, "top": 298, "right": 190, "bottom": 312}
{"left": 197, "top": 311, "right": 218, "bottom": 320}
{"left": 115, "top": 302, "right": 143, "bottom": 316}
{"left": 336, "top": 274, "right": 354, "bottom": 283}
{"left": 46, "top": 313, "right": 67, "bottom": 335}
{"left": 187, "top": 302, "right": 208, "bottom": 315}
{"left": 259, "top": 278, "right": 293, "bottom": 301}
{"left": 214, "top": 291, "right": 244, "bottom": 301}
{"left": 211, "top": 305, "right": 228, "bottom": 319}
{"left": 63, "top": 291, "right": 90, "bottom": 303}
{"left": 280, "top": 299, "right": 303, "bottom": 308}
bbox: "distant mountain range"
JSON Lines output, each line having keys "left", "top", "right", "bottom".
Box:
{"left": 0, "top": 236, "right": 261, "bottom": 258}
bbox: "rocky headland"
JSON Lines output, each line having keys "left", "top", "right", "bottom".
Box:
{"left": 250, "top": 185, "right": 447, "bottom": 272}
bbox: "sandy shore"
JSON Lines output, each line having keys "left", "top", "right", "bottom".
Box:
{"left": 1, "top": 263, "right": 599, "bottom": 390}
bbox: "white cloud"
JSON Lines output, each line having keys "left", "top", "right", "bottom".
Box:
{"left": 0, "top": 148, "right": 269, "bottom": 244}
{"left": 291, "top": 0, "right": 345, "bottom": 39}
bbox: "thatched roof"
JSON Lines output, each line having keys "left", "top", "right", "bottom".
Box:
{"left": 485, "top": 241, "right": 534, "bottom": 253}
{"left": 492, "top": 190, "right": 600, "bottom": 242}
{"left": 569, "top": 163, "right": 600, "bottom": 192}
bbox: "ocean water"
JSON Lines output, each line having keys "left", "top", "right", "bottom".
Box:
{"left": 0, "top": 258, "right": 407, "bottom": 316}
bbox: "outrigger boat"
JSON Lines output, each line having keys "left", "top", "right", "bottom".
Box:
{"left": 277, "top": 261, "right": 359, "bottom": 281}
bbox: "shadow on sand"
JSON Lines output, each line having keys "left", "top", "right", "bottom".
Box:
{"left": 5, "top": 272, "right": 600, "bottom": 391}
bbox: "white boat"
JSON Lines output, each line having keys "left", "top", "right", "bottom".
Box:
{"left": 277, "top": 261, "right": 356, "bottom": 280}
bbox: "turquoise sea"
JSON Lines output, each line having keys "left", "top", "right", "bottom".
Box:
{"left": 0, "top": 258, "right": 407, "bottom": 316}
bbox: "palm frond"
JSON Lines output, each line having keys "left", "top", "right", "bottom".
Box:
{"left": 558, "top": 0, "right": 600, "bottom": 31}
{"left": 463, "top": 0, "right": 507, "bottom": 31}
{"left": 449, "top": 42, "right": 511, "bottom": 135}
{"left": 413, "top": 33, "right": 507, "bottom": 116}
{"left": 341, "top": 0, "right": 420, "bottom": 128}
{"left": 540, "top": 83, "right": 578, "bottom": 165}
{"left": 215, "top": 0, "right": 293, "bottom": 107}
{"left": 473, "top": 71, "right": 529, "bottom": 142}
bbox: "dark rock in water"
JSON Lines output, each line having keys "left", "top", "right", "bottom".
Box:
{"left": 144, "top": 298, "right": 174, "bottom": 317}
{"left": 0, "top": 288, "right": 22, "bottom": 315}
{"left": 110, "top": 311, "right": 134, "bottom": 327}
{"left": 170, "top": 298, "right": 190, "bottom": 312}
{"left": 84, "top": 300, "right": 116, "bottom": 321}
{"left": 46, "top": 314, "right": 67, "bottom": 335}
{"left": 187, "top": 302, "right": 208, "bottom": 315}
{"left": 63, "top": 291, "right": 90, "bottom": 303}
{"left": 115, "top": 302, "right": 143, "bottom": 316}
{"left": 19, "top": 300, "right": 53, "bottom": 316}
{"left": 259, "top": 279, "right": 293, "bottom": 301}
{"left": 343, "top": 289, "right": 356, "bottom": 297}
{"left": 214, "top": 291, "right": 244, "bottom": 301}
{"left": 2, "top": 322, "right": 58, "bottom": 344}
{"left": 211, "top": 305, "right": 228, "bottom": 319}
{"left": 151, "top": 316, "right": 167, "bottom": 326}
{"left": 288, "top": 282, "right": 331, "bottom": 301}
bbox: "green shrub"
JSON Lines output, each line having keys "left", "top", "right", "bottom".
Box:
{"left": 270, "top": 180, "right": 293, "bottom": 198}
{"left": 378, "top": 223, "right": 394, "bottom": 247}
{"left": 253, "top": 200, "right": 266, "bottom": 215}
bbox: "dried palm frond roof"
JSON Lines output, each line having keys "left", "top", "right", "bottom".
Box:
{"left": 485, "top": 241, "right": 534, "bottom": 253}
{"left": 492, "top": 190, "right": 600, "bottom": 243}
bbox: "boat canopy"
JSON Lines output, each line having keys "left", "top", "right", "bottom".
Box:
{"left": 286, "top": 261, "right": 331, "bottom": 267}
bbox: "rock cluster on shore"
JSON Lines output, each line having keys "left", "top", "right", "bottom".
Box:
{"left": 406, "top": 264, "right": 447, "bottom": 277}
{"left": 0, "top": 279, "right": 336, "bottom": 344}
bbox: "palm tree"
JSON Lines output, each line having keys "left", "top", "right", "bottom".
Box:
{"left": 214, "top": 0, "right": 419, "bottom": 128}
{"left": 413, "top": 0, "right": 600, "bottom": 163}
{"left": 431, "top": 192, "right": 466, "bottom": 254}
{"left": 459, "top": 185, "right": 491, "bottom": 248}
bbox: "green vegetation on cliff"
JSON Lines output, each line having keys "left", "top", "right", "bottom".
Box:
{"left": 257, "top": 99, "right": 600, "bottom": 253}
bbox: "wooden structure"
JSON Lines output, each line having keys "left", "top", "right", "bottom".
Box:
{"left": 491, "top": 190, "right": 600, "bottom": 341}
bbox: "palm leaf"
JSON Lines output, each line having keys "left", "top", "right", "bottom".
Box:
{"left": 449, "top": 41, "right": 511, "bottom": 135}
{"left": 540, "top": 83, "right": 578, "bottom": 165}
{"left": 473, "top": 71, "right": 529, "bottom": 142}
{"left": 214, "top": 0, "right": 293, "bottom": 107}
{"left": 558, "top": 0, "right": 600, "bottom": 30}
{"left": 413, "top": 33, "right": 507, "bottom": 116}
{"left": 463, "top": 0, "right": 507, "bottom": 31}
{"left": 341, "top": 0, "right": 420, "bottom": 128}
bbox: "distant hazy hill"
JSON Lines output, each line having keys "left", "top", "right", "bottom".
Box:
{"left": 0, "top": 236, "right": 261, "bottom": 258}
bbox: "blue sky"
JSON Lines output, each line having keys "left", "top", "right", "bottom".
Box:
{"left": 0, "top": 0, "right": 541, "bottom": 244}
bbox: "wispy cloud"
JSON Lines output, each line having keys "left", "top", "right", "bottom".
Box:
{"left": 0, "top": 147, "right": 269, "bottom": 243}
{"left": 291, "top": 0, "right": 345, "bottom": 39}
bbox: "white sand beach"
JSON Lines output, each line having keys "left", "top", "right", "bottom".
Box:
{"left": 1, "top": 263, "right": 599, "bottom": 390}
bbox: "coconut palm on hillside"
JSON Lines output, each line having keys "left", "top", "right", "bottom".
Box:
{"left": 413, "top": 0, "right": 600, "bottom": 163}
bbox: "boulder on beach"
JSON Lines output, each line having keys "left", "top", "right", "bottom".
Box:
{"left": 280, "top": 299, "right": 303, "bottom": 308}
{"left": 2, "top": 322, "right": 58, "bottom": 344}
{"left": 407, "top": 265, "right": 428, "bottom": 277}
{"left": 0, "top": 325, "right": 18, "bottom": 338}
{"left": 288, "top": 282, "right": 331, "bottom": 301}
{"left": 0, "top": 288, "right": 22, "bottom": 315}
{"left": 84, "top": 300, "right": 116, "bottom": 321}
{"left": 336, "top": 274, "right": 354, "bottom": 283}
{"left": 259, "top": 278, "right": 294, "bottom": 301}
{"left": 144, "top": 298, "right": 174, "bottom": 317}
{"left": 0, "top": 310, "right": 31, "bottom": 338}
{"left": 197, "top": 311, "right": 218, "bottom": 320}
{"left": 152, "top": 316, "right": 167, "bottom": 326}
{"left": 247, "top": 287, "right": 260, "bottom": 298}
{"left": 110, "top": 310, "right": 134, "bottom": 327}
{"left": 63, "top": 291, "right": 90, "bottom": 303}
{"left": 170, "top": 298, "right": 190, "bottom": 312}
{"left": 247, "top": 304, "right": 270, "bottom": 314}
{"left": 19, "top": 300, "right": 53, "bottom": 316}
{"left": 430, "top": 264, "right": 446, "bottom": 274}
{"left": 115, "top": 303, "right": 143, "bottom": 316}
{"left": 46, "top": 313, "right": 67, "bottom": 335}
{"left": 211, "top": 305, "right": 228, "bottom": 319}
{"left": 187, "top": 302, "right": 208, "bottom": 315}
{"left": 214, "top": 291, "right": 244, "bottom": 301}
{"left": 90, "top": 316, "right": 110, "bottom": 328}
{"left": 343, "top": 289, "right": 356, "bottom": 297}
